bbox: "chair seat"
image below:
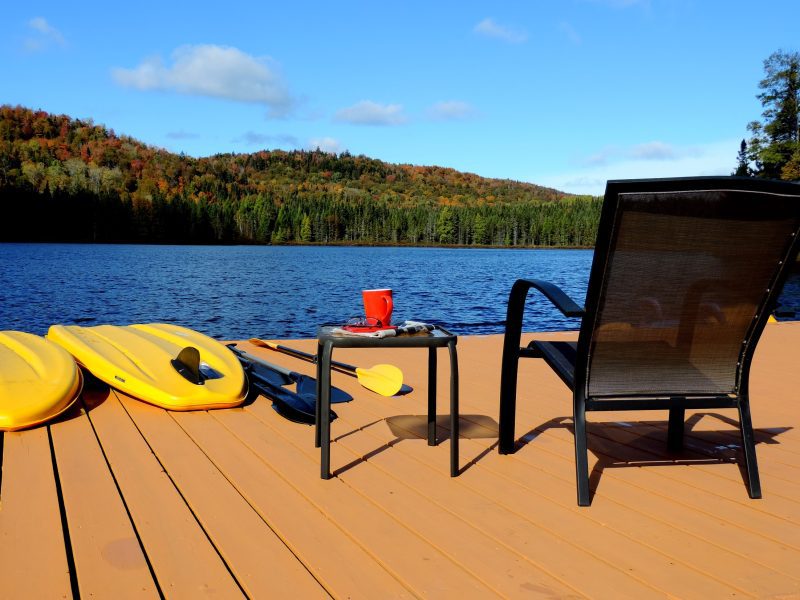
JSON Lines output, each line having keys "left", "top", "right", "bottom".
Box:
{"left": 528, "top": 340, "right": 577, "bottom": 389}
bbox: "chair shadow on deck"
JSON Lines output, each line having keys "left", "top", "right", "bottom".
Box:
{"left": 511, "top": 413, "right": 792, "bottom": 504}
{"left": 332, "top": 414, "right": 499, "bottom": 477}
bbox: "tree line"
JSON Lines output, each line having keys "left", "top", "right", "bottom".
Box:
{"left": 3, "top": 182, "right": 600, "bottom": 246}
{"left": 735, "top": 49, "right": 800, "bottom": 180}
{"left": 0, "top": 105, "right": 600, "bottom": 246}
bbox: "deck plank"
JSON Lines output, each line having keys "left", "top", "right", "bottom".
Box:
{"left": 244, "top": 399, "right": 594, "bottom": 600}
{"left": 0, "top": 427, "right": 72, "bottom": 599}
{"left": 116, "top": 391, "right": 328, "bottom": 599}
{"left": 445, "top": 344, "right": 800, "bottom": 518}
{"left": 50, "top": 390, "right": 157, "bottom": 598}
{"left": 85, "top": 388, "right": 245, "bottom": 598}
{"left": 238, "top": 330, "right": 800, "bottom": 599}
{"left": 4, "top": 324, "right": 799, "bottom": 599}
{"left": 289, "top": 376, "right": 766, "bottom": 599}
{"left": 212, "top": 403, "right": 505, "bottom": 599}
{"left": 313, "top": 409, "right": 754, "bottom": 599}
{"left": 171, "top": 408, "right": 413, "bottom": 599}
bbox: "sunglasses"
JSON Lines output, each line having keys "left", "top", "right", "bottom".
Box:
{"left": 345, "top": 316, "right": 385, "bottom": 329}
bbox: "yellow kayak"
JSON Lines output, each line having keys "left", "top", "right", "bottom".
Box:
{"left": 0, "top": 331, "right": 83, "bottom": 431}
{"left": 47, "top": 323, "right": 246, "bottom": 411}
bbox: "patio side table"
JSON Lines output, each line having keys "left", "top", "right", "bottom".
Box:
{"left": 315, "top": 325, "right": 459, "bottom": 479}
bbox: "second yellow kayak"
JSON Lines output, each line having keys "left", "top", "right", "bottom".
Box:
{"left": 47, "top": 323, "right": 247, "bottom": 411}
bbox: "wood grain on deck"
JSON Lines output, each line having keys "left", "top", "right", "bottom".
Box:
{"left": 1, "top": 322, "right": 799, "bottom": 599}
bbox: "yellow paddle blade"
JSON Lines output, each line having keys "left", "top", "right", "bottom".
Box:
{"left": 248, "top": 338, "right": 276, "bottom": 349}
{"left": 354, "top": 364, "right": 403, "bottom": 397}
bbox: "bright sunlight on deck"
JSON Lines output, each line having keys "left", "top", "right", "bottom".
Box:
{"left": 2, "top": 323, "right": 799, "bottom": 599}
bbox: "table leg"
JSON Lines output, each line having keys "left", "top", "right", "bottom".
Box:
{"left": 449, "top": 341, "right": 459, "bottom": 477}
{"left": 428, "top": 347, "right": 437, "bottom": 446}
{"left": 315, "top": 341, "right": 323, "bottom": 448}
{"left": 320, "top": 341, "right": 333, "bottom": 479}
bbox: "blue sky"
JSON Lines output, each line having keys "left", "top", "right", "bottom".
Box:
{"left": 2, "top": 1, "right": 798, "bottom": 195}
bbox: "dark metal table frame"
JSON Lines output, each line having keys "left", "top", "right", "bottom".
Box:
{"left": 315, "top": 325, "right": 459, "bottom": 479}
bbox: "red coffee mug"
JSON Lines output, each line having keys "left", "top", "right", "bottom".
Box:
{"left": 362, "top": 289, "right": 393, "bottom": 326}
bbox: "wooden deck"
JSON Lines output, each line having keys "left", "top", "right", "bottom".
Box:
{"left": 1, "top": 323, "right": 800, "bottom": 599}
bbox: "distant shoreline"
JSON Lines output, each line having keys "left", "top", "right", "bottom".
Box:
{"left": 0, "top": 240, "right": 595, "bottom": 250}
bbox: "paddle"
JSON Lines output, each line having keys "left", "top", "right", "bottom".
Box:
{"left": 227, "top": 347, "right": 337, "bottom": 424}
{"left": 227, "top": 344, "right": 352, "bottom": 404}
{"left": 247, "top": 338, "right": 405, "bottom": 397}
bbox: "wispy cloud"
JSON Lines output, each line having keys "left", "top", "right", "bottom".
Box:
{"left": 112, "top": 44, "right": 294, "bottom": 117}
{"left": 585, "top": 0, "right": 649, "bottom": 7}
{"left": 426, "top": 100, "right": 477, "bottom": 121}
{"left": 474, "top": 18, "right": 528, "bottom": 44}
{"left": 630, "top": 141, "right": 685, "bottom": 160}
{"left": 559, "top": 22, "right": 581, "bottom": 45}
{"left": 581, "top": 141, "right": 700, "bottom": 166}
{"left": 308, "top": 137, "right": 343, "bottom": 153}
{"left": 535, "top": 139, "right": 736, "bottom": 195}
{"left": 24, "top": 17, "right": 65, "bottom": 52}
{"left": 334, "top": 101, "right": 407, "bottom": 126}
{"left": 583, "top": 146, "right": 620, "bottom": 166}
{"left": 166, "top": 130, "right": 199, "bottom": 140}
{"left": 237, "top": 131, "right": 300, "bottom": 147}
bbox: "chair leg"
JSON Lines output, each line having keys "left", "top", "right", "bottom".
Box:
{"left": 499, "top": 280, "right": 529, "bottom": 454}
{"left": 667, "top": 407, "right": 685, "bottom": 451}
{"left": 738, "top": 396, "right": 762, "bottom": 499}
{"left": 573, "top": 392, "right": 590, "bottom": 506}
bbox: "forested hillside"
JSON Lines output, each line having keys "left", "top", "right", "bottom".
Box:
{"left": 0, "top": 105, "right": 601, "bottom": 246}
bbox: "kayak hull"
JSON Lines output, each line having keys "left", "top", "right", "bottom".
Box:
{"left": 47, "top": 323, "right": 247, "bottom": 411}
{"left": 0, "top": 331, "right": 83, "bottom": 431}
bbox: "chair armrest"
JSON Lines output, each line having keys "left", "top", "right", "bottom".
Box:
{"left": 500, "top": 278, "right": 585, "bottom": 452}
{"left": 514, "top": 279, "right": 585, "bottom": 318}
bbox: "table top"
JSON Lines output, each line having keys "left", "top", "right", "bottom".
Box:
{"left": 317, "top": 325, "right": 457, "bottom": 348}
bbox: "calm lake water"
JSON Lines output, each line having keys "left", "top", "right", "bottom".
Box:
{"left": 2, "top": 244, "right": 798, "bottom": 340}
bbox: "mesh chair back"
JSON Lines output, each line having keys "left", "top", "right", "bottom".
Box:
{"left": 582, "top": 180, "right": 800, "bottom": 399}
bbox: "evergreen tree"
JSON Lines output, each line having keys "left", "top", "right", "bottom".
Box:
{"left": 299, "top": 213, "right": 312, "bottom": 242}
{"left": 746, "top": 50, "right": 800, "bottom": 179}
{"left": 733, "top": 139, "right": 751, "bottom": 176}
{"left": 435, "top": 206, "right": 455, "bottom": 244}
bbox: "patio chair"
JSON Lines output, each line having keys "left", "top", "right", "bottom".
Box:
{"left": 498, "top": 176, "right": 800, "bottom": 506}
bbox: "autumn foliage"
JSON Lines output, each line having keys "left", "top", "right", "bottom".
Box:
{"left": 0, "top": 105, "right": 600, "bottom": 245}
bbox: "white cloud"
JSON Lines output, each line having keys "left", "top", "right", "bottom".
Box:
{"left": 426, "top": 101, "right": 477, "bottom": 121}
{"left": 334, "top": 101, "right": 407, "bottom": 126}
{"left": 474, "top": 18, "right": 528, "bottom": 44}
{"left": 535, "top": 139, "right": 738, "bottom": 195}
{"left": 24, "top": 17, "right": 65, "bottom": 51}
{"left": 308, "top": 137, "right": 343, "bottom": 154}
{"left": 112, "top": 44, "right": 294, "bottom": 117}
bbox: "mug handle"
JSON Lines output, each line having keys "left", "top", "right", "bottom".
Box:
{"left": 382, "top": 294, "right": 393, "bottom": 324}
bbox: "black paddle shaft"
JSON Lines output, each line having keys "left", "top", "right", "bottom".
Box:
{"left": 227, "top": 344, "right": 353, "bottom": 404}
{"left": 271, "top": 343, "right": 359, "bottom": 375}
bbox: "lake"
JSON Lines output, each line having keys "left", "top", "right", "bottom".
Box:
{"left": 2, "top": 244, "right": 798, "bottom": 340}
